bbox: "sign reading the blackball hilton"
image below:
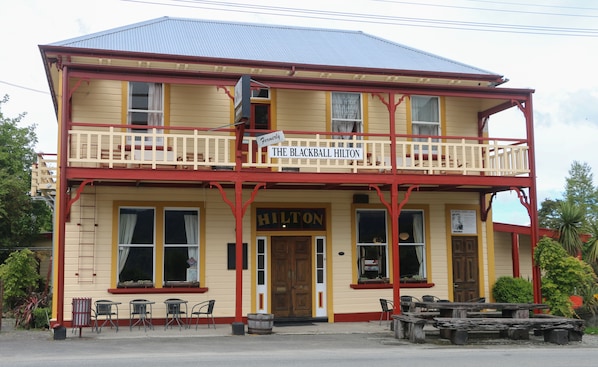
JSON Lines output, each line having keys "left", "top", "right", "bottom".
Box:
{"left": 267, "top": 146, "right": 363, "bottom": 160}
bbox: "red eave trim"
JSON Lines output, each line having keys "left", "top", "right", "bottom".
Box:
{"left": 40, "top": 45, "right": 506, "bottom": 84}
{"left": 492, "top": 222, "right": 590, "bottom": 241}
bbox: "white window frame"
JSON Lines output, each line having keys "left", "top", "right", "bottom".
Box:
{"left": 356, "top": 209, "right": 389, "bottom": 282}
{"left": 331, "top": 92, "right": 363, "bottom": 142}
{"left": 398, "top": 209, "right": 426, "bottom": 281}
{"left": 127, "top": 82, "right": 164, "bottom": 146}
{"left": 163, "top": 207, "right": 200, "bottom": 284}
{"left": 411, "top": 95, "right": 440, "bottom": 154}
{"left": 117, "top": 206, "right": 156, "bottom": 286}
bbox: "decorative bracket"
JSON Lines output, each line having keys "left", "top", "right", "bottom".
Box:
{"left": 511, "top": 186, "right": 532, "bottom": 219}
{"left": 66, "top": 179, "right": 94, "bottom": 221}
{"left": 480, "top": 192, "right": 497, "bottom": 222}
{"left": 210, "top": 182, "right": 266, "bottom": 217}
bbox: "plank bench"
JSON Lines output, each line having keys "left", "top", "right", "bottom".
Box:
{"left": 392, "top": 314, "right": 430, "bottom": 343}
{"left": 433, "top": 317, "right": 585, "bottom": 345}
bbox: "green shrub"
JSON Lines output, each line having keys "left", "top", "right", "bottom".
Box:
{"left": 33, "top": 307, "right": 50, "bottom": 329}
{"left": 0, "top": 249, "right": 41, "bottom": 308}
{"left": 492, "top": 276, "right": 533, "bottom": 303}
{"left": 534, "top": 237, "right": 597, "bottom": 317}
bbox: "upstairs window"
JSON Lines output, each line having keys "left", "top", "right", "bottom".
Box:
{"left": 411, "top": 96, "right": 440, "bottom": 153}
{"left": 331, "top": 92, "right": 362, "bottom": 142}
{"left": 128, "top": 82, "right": 164, "bottom": 146}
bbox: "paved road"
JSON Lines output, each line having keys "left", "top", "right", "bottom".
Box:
{"left": 2, "top": 327, "right": 598, "bottom": 367}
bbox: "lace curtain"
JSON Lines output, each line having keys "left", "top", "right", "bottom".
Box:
{"left": 331, "top": 92, "right": 362, "bottom": 139}
{"left": 118, "top": 213, "right": 137, "bottom": 277}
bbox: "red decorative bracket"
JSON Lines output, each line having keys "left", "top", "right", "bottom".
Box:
{"left": 511, "top": 187, "right": 532, "bottom": 219}
{"left": 480, "top": 192, "right": 497, "bottom": 222}
{"left": 216, "top": 85, "right": 234, "bottom": 101}
{"left": 66, "top": 179, "right": 94, "bottom": 221}
{"left": 210, "top": 182, "right": 266, "bottom": 216}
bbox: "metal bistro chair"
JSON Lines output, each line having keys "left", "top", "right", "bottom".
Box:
{"left": 400, "top": 295, "right": 420, "bottom": 313}
{"left": 165, "top": 298, "right": 188, "bottom": 330}
{"left": 129, "top": 299, "right": 153, "bottom": 331}
{"left": 421, "top": 294, "right": 446, "bottom": 312}
{"left": 379, "top": 298, "right": 394, "bottom": 325}
{"left": 93, "top": 299, "right": 119, "bottom": 333}
{"left": 190, "top": 300, "right": 216, "bottom": 329}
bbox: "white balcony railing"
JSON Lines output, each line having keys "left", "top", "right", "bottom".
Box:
{"left": 32, "top": 126, "right": 530, "bottom": 186}
{"left": 30, "top": 153, "right": 57, "bottom": 197}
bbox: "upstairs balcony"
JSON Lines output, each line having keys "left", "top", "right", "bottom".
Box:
{"left": 31, "top": 123, "right": 530, "bottom": 194}
{"left": 66, "top": 123, "right": 529, "bottom": 173}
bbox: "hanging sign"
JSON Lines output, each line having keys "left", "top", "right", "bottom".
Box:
{"left": 257, "top": 131, "right": 285, "bottom": 148}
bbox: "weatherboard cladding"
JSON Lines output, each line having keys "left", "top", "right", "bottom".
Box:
{"left": 49, "top": 16, "right": 496, "bottom": 77}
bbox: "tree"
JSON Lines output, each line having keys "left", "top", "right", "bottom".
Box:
{"left": 556, "top": 200, "right": 584, "bottom": 257}
{"left": 564, "top": 161, "right": 598, "bottom": 224}
{"left": 0, "top": 95, "right": 52, "bottom": 256}
{"left": 0, "top": 249, "right": 41, "bottom": 308}
{"left": 534, "top": 237, "right": 596, "bottom": 317}
{"left": 538, "top": 198, "right": 562, "bottom": 229}
{"left": 538, "top": 161, "right": 598, "bottom": 229}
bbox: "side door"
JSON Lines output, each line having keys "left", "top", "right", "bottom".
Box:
{"left": 451, "top": 236, "right": 479, "bottom": 302}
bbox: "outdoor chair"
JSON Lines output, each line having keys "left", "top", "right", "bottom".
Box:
{"left": 378, "top": 298, "right": 394, "bottom": 325}
{"left": 129, "top": 299, "right": 153, "bottom": 330}
{"left": 93, "top": 299, "right": 119, "bottom": 333}
{"left": 190, "top": 300, "right": 216, "bottom": 329}
{"left": 164, "top": 298, "right": 188, "bottom": 329}
{"left": 400, "top": 295, "right": 420, "bottom": 312}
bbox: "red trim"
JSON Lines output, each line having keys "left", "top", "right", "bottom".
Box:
{"left": 350, "top": 282, "right": 435, "bottom": 289}
{"left": 41, "top": 46, "right": 506, "bottom": 84}
{"left": 512, "top": 232, "right": 521, "bottom": 278}
{"left": 334, "top": 312, "right": 380, "bottom": 322}
{"left": 108, "top": 287, "right": 208, "bottom": 294}
{"left": 493, "top": 222, "right": 590, "bottom": 241}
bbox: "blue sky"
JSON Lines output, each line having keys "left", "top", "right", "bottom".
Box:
{"left": 2, "top": 0, "right": 597, "bottom": 225}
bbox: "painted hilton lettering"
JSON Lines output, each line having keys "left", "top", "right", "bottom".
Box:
{"left": 256, "top": 209, "right": 325, "bottom": 230}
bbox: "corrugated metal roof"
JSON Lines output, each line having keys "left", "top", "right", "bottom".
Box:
{"left": 47, "top": 17, "right": 498, "bottom": 77}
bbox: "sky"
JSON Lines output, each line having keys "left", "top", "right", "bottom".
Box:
{"left": 2, "top": 0, "right": 598, "bottom": 225}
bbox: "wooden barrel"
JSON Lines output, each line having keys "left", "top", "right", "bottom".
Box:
{"left": 247, "top": 313, "right": 274, "bottom": 335}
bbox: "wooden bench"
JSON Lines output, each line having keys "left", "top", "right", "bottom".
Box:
{"left": 392, "top": 314, "right": 430, "bottom": 343}
{"left": 433, "top": 317, "right": 585, "bottom": 345}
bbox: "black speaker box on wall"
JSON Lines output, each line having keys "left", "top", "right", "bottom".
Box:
{"left": 353, "top": 194, "right": 369, "bottom": 204}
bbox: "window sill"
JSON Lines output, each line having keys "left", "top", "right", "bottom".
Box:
{"left": 108, "top": 287, "right": 208, "bottom": 294}
{"left": 350, "top": 282, "right": 435, "bottom": 289}
{"left": 163, "top": 281, "right": 200, "bottom": 288}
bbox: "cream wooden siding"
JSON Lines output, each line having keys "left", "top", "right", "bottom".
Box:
{"left": 170, "top": 84, "right": 230, "bottom": 128}
{"left": 276, "top": 90, "right": 326, "bottom": 133}
{"left": 70, "top": 80, "right": 122, "bottom": 124}
{"left": 61, "top": 185, "right": 495, "bottom": 320}
{"left": 444, "top": 97, "right": 480, "bottom": 137}
{"left": 492, "top": 231, "right": 534, "bottom": 283}
{"left": 493, "top": 231, "right": 514, "bottom": 279}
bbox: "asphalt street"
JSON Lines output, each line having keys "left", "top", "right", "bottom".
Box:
{"left": 2, "top": 322, "right": 598, "bottom": 367}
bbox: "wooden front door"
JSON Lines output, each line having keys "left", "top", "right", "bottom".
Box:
{"left": 451, "top": 236, "right": 479, "bottom": 302}
{"left": 271, "top": 236, "right": 312, "bottom": 319}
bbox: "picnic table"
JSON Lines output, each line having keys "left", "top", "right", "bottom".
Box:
{"left": 393, "top": 301, "right": 584, "bottom": 345}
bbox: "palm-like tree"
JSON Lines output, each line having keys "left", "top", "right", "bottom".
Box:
{"left": 583, "top": 220, "right": 598, "bottom": 264}
{"left": 556, "top": 201, "right": 584, "bottom": 257}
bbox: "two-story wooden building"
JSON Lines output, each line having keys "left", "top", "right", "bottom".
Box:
{"left": 33, "top": 17, "right": 540, "bottom": 330}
